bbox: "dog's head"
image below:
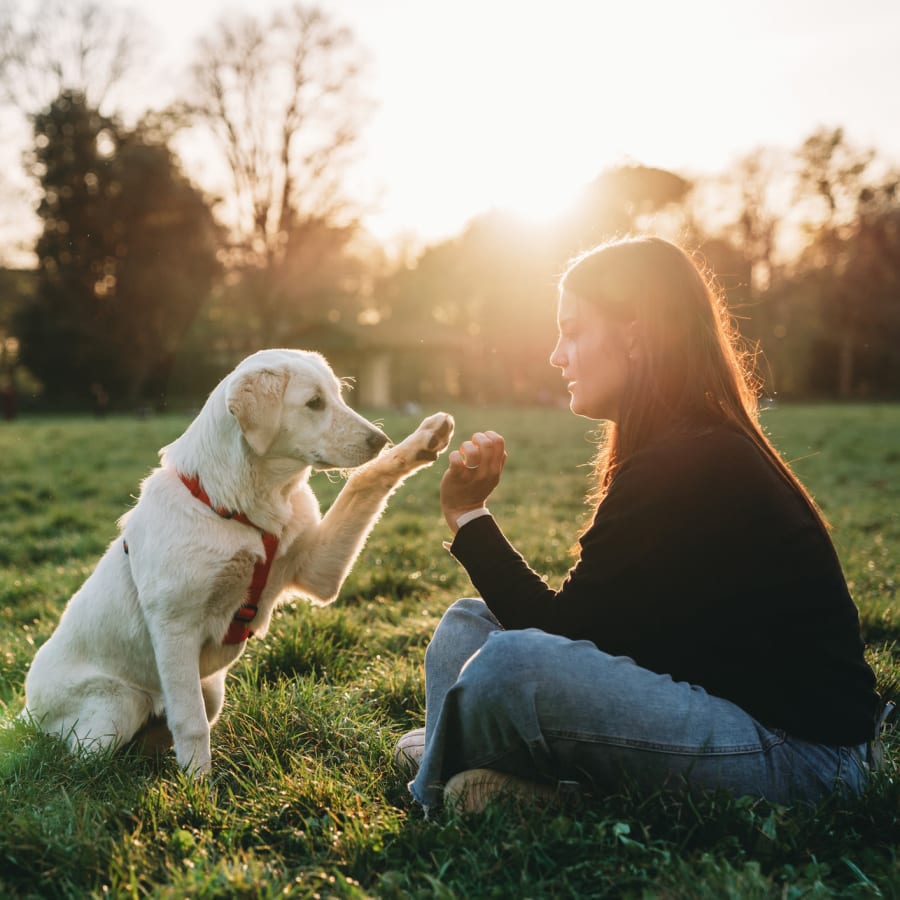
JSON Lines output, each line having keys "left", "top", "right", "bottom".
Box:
{"left": 225, "top": 349, "right": 389, "bottom": 469}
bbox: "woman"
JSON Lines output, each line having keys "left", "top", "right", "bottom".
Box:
{"left": 398, "top": 235, "right": 885, "bottom": 813}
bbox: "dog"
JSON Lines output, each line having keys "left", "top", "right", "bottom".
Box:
{"left": 22, "top": 348, "right": 454, "bottom": 775}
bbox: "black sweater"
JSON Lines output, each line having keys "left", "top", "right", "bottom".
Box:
{"left": 451, "top": 425, "right": 879, "bottom": 746}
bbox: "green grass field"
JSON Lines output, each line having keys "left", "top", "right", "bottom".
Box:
{"left": 1, "top": 405, "right": 898, "bottom": 898}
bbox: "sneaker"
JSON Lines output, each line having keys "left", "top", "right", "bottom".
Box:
{"left": 393, "top": 727, "right": 426, "bottom": 776}
{"left": 443, "top": 767, "right": 557, "bottom": 814}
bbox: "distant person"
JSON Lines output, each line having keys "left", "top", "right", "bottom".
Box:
{"left": 396, "top": 235, "right": 889, "bottom": 813}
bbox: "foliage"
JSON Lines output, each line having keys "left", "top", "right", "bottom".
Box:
{"left": 15, "top": 91, "right": 221, "bottom": 408}
{"left": 0, "top": 404, "right": 897, "bottom": 898}
{"left": 0, "top": 269, "right": 36, "bottom": 407}
{"left": 3, "top": 5, "right": 900, "bottom": 405}
{"left": 789, "top": 128, "right": 900, "bottom": 399}
{"left": 377, "top": 212, "right": 566, "bottom": 405}
{"left": 568, "top": 164, "right": 693, "bottom": 246}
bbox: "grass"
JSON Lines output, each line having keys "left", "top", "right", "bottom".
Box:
{"left": 0, "top": 404, "right": 898, "bottom": 898}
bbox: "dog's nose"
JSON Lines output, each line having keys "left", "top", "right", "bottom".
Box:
{"left": 368, "top": 429, "right": 389, "bottom": 452}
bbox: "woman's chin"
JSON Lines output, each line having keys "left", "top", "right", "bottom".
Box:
{"left": 569, "top": 398, "right": 593, "bottom": 419}
{"left": 570, "top": 397, "right": 610, "bottom": 422}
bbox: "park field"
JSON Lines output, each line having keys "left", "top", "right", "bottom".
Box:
{"left": 1, "top": 404, "right": 898, "bottom": 898}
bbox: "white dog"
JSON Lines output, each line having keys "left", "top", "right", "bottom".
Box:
{"left": 23, "top": 348, "right": 453, "bottom": 775}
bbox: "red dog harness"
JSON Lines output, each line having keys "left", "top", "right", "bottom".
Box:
{"left": 178, "top": 472, "right": 280, "bottom": 644}
{"left": 123, "top": 475, "right": 278, "bottom": 643}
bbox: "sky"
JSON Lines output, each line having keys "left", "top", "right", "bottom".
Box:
{"left": 4, "top": 0, "right": 900, "bottom": 259}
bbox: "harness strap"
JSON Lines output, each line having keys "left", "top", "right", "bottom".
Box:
{"left": 178, "top": 472, "right": 279, "bottom": 644}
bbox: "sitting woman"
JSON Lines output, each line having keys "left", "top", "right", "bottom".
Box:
{"left": 397, "top": 235, "right": 885, "bottom": 813}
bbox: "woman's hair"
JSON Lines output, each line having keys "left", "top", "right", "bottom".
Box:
{"left": 559, "top": 235, "right": 827, "bottom": 527}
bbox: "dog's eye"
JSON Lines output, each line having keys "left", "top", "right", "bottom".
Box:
{"left": 306, "top": 395, "right": 325, "bottom": 411}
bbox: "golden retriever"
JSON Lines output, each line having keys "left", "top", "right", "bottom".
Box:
{"left": 23, "top": 348, "right": 453, "bottom": 774}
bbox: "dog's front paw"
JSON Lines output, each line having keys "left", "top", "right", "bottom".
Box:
{"left": 379, "top": 411, "right": 454, "bottom": 476}
{"left": 174, "top": 733, "right": 212, "bottom": 777}
{"left": 370, "top": 412, "right": 454, "bottom": 480}
{"left": 412, "top": 412, "right": 455, "bottom": 463}
{"left": 182, "top": 752, "right": 212, "bottom": 778}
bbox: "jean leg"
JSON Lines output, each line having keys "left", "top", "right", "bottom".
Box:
{"left": 411, "top": 599, "right": 500, "bottom": 806}
{"left": 411, "top": 623, "right": 867, "bottom": 809}
{"left": 422, "top": 598, "right": 502, "bottom": 741}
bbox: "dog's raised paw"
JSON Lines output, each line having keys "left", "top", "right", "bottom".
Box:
{"left": 413, "top": 412, "right": 455, "bottom": 462}
{"left": 429, "top": 415, "right": 454, "bottom": 449}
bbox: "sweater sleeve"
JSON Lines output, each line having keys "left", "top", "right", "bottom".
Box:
{"left": 448, "top": 436, "right": 716, "bottom": 653}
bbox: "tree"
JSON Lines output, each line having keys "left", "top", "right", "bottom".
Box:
{"left": 16, "top": 91, "right": 220, "bottom": 407}
{"left": 0, "top": 267, "right": 37, "bottom": 417}
{"left": 182, "top": 3, "right": 370, "bottom": 349}
{"left": 0, "top": 0, "right": 145, "bottom": 273}
{"left": 564, "top": 165, "right": 692, "bottom": 247}
{"left": 0, "top": 0, "right": 139, "bottom": 113}
{"left": 808, "top": 175, "right": 900, "bottom": 397}
{"left": 377, "top": 211, "right": 572, "bottom": 404}
{"left": 794, "top": 127, "right": 880, "bottom": 398}
{"left": 712, "top": 147, "right": 793, "bottom": 394}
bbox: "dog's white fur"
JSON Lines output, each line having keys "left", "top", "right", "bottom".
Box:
{"left": 23, "top": 349, "right": 453, "bottom": 774}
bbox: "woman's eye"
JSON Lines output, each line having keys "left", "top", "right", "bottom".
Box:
{"left": 306, "top": 396, "right": 325, "bottom": 411}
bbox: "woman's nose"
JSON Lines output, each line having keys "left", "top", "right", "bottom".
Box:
{"left": 550, "top": 340, "right": 565, "bottom": 369}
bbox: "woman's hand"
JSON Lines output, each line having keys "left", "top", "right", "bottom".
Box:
{"left": 440, "top": 431, "right": 507, "bottom": 533}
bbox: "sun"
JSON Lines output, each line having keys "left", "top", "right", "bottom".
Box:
{"left": 497, "top": 172, "right": 586, "bottom": 228}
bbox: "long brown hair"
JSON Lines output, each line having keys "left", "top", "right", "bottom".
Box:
{"left": 559, "top": 235, "right": 827, "bottom": 527}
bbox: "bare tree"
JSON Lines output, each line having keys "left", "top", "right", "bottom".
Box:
{"left": 184, "top": 3, "right": 369, "bottom": 272}
{"left": 795, "top": 127, "right": 875, "bottom": 252}
{"left": 0, "top": 0, "right": 140, "bottom": 114}
{"left": 0, "top": 0, "right": 145, "bottom": 270}
{"left": 729, "top": 148, "right": 790, "bottom": 295}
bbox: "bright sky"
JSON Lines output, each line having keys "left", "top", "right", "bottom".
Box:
{"left": 5, "top": 0, "right": 900, "bottom": 256}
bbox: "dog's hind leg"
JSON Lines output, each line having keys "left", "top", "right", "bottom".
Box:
{"left": 37, "top": 675, "right": 156, "bottom": 755}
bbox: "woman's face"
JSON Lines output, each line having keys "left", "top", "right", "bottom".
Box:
{"left": 550, "top": 289, "right": 632, "bottom": 422}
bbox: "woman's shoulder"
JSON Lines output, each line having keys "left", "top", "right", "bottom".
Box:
{"left": 630, "top": 421, "right": 761, "bottom": 471}
{"left": 608, "top": 422, "right": 777, "bottom": 506}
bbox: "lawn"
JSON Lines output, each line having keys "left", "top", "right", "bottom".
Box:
{"left": 1, "top": 404, "right": 898, "bottom": 898}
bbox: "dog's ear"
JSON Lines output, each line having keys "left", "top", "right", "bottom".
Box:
{"left": 226, "top": 367, "right": 289, "bottom": 456}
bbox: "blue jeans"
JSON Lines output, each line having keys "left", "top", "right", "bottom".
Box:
{"left": 409, "top": 598, "right": 869, "bottom": 810}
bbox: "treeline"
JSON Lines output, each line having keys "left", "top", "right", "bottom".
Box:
{"left": 1, "top": 2, "right": 899, "bottom": 411}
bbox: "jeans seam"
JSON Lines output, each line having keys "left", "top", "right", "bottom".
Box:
{"left": 545, "top": 728, "right": 787, "bottom": 758}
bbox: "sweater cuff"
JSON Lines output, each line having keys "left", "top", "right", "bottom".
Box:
{"left": 455, "top": 507, "right": 491, "bottom": 529}
{"left": 442, "top": 508, "right": 492, "bottom": 551}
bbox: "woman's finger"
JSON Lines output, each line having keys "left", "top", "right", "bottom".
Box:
{"left": 472, "top": 431, "right": 505, "bottom": 471}
{"left": 447, "top": 449, "right": 463, "bottom": 468}
{"left": 460, "top": 439, "right": 481, "bottom": 469}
